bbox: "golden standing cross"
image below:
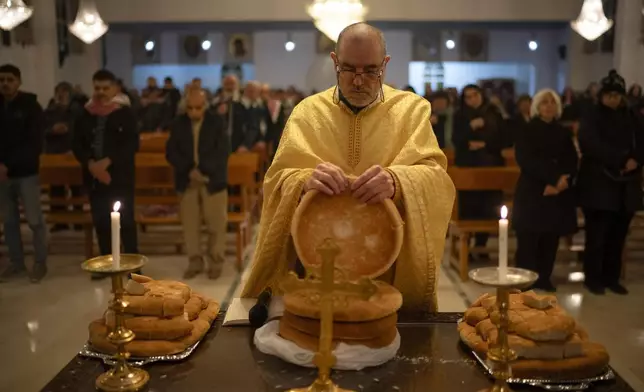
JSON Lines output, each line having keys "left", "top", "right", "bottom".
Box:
{"left": 282, "top": 238, "right": 378, "bottom": 392}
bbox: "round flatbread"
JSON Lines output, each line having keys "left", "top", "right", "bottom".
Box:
{"left": 283, "top": 280, "right": 402, "bottom": 322}
{"left": 278, "top": 318, "right": 398, "bottom": 352}
{"left": 291, "top": 190, "right": 403, "bottom": 281}
{"left": 281, "top": 311, "right": 397, "bottom": 340}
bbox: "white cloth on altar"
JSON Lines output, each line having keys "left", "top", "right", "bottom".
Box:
{"left": 254, "top": 320, "right": 400, "bottom": 370}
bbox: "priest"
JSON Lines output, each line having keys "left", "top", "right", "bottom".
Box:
{"left": 241, "top": 23, "right": 455, "bottom": 312}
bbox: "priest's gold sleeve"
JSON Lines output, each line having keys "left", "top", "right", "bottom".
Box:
{"left": 241, "top": 86, "right": 455, "bottom": 313}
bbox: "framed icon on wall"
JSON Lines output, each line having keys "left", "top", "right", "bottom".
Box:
{"left": 227, "top": 33, "right": 253, "bottom": 62}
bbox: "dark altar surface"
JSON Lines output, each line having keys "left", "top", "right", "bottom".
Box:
{"left": 42, "top": 312, "right": 636, "bottom": 392}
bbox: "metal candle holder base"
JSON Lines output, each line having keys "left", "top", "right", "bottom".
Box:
{"left": 469, "top": 267, "right": 539, "bottom": 392}
{"left": 82, "top": 254, "right": 149, "bottom": 392}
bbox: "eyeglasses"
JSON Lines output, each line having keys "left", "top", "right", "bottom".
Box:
{"left": 336, "top": 59, "right": 385, "bottom": 81}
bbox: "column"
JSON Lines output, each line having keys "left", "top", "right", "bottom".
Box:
{"left": 613, "top": 0, "right": 644, "bottom": 87}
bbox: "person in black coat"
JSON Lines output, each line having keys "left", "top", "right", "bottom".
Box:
{"left": 44, "top": 82, "right": 84, "bottom": 232}
{"left": 166, "top": 90, "right": 230, "bottom": 280}
{"left": 577, "top": 70, "right": 644, "bottom": 295}
{"left": 512, "top": 89, "right": 579, "bottom": 292}
{"left": 452, "top": 84, "right": 505, "bottom": 257}
{"left": 504, "top": 94, "right": 532, "bottom": 148}
{"left": 0, "top": 64, "right": 47, "bottom": 283}
{"left": 72, "top": 70, "right": 140, "bottom": 277}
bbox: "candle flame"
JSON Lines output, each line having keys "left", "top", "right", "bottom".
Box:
{"left": 113, "top": 201, "right": 121, "bottom": 212}
{"left": 501, "top": 205, "right": 508, "bottom": 219}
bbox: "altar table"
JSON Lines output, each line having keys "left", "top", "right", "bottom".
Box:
{"left": 41, "top": 312, "right": 636, "bottom": 392}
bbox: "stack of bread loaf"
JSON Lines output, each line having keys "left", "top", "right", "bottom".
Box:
{"left": 88, "top": 274, "right": 220, "bottom": 357}
{"left": 458, "top": 290, "right": 609, "bottom": 380}
{"left": 278, "top": 280, "right": 402, "bottom": 351}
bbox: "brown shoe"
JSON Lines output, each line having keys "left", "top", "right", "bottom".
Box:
{"left": 183, "top": 257, "right": 205, "bottom": 279}
{"left": 207, "top": 257, "right": 223, "bottom": 280}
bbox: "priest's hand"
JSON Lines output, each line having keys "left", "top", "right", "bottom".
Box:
{"left": 304, "top": 163, "right": 349, "bottom": 195}
{"left": 237, "top": 146, "right": 249, "bottom": 153}
{"left": 351, "top": 165, "right": 395, "bottom": 204}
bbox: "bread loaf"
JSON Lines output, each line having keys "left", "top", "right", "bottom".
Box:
{"left": 283, "top": 280, "right": 402, "bottom": 322}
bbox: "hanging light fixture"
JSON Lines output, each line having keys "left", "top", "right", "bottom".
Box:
{"left": 0, "top": 0, "right": 34, "bottom": 31}
{"left": 570, "top": 0, "right": 613, "bottom": 41}
{"left": 69, "top": 0, "right": 108, "bottom": 44}
{"left": 307, "top": 0, "right": 367, "bottom": 43}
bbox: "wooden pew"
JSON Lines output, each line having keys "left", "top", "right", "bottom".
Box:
{"left": 138, "top": 133, "right": 169, "bottom": 153}
{"left": 39, "top": 154, "right": 94, "bottom": 259}
{"left": 448, "top": 166, "right": 520, "bottom": 281}
{"left": 442, "top": 147, "right": 517, "bottom": 167}
{"left": 39, "top": 153, "right": 260, "bottom": 267}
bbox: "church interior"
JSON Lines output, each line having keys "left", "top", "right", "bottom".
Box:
{"left": 1, "top": 0, "right": 644, "bottom": 391}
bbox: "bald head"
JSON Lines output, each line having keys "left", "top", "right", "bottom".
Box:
{"left": 330, "top": 22, "right": 390, "bottom": 108}
{"left": 185, "top": 89, "right": 208, "bottom": 121}
{"left": 244, "top": 81, "right": 261, "bottom": 101}
{"left": 336, "top": 22, "right": 387, "bottom": 58}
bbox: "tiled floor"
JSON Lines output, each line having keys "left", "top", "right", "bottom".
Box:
{"left": 0, "top": 229, "right": 643, "bottom": 391}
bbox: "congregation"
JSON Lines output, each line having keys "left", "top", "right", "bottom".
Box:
{"left": 1, "top": 60, "right": 644, "bottom": 300}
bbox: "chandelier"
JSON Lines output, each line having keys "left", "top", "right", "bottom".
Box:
{"left": 570, "top": 0, "right": 613, "bottom": 41}
{"left": 0, "top": 0, "right": 33, "bottom": 31}
{"left": 307, "top": 0, "right": 367, "bottom": 43}
{"left": 69, "top": 0, "right": 108, "bottom": 44}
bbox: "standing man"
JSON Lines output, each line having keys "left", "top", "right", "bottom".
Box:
{"left": 44, "top": 82, "right": 83, "bottom": 232}
{"left": 73, "top": 70, "right": 139, "bottom": 277}
{"left": 166, "top": 90, "right": 229, "bottom": 279}
{"left": 241, "top": 23, "right": 455, "bottom": 313}
{"left": 0, "top": 64, "right": 47, "bottom": 283}
{"left": 235, "top": 81, "right": 269, "bottom": 153}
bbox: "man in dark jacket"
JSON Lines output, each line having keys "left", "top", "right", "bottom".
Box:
{"left": 167, "top": 90, "right": 229, "bottom": 279}
{"left": 234, "top": 81, "right": 269, "bottom": 153}
{"left": 73, "top": 70, "right": 139, "bottom": 277}
{"left": 0, "top": 64, "right": 47, "bottom": 283}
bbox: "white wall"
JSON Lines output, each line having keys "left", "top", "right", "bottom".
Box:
{"left": 96, "top": 0, "right": 583, "bottom": 23}
{"left": 121, "top": 29, "right": 412, "bottom": 92}
{"left": 0, "top": 0, "right": 101, "bottom": 105}
{"left": 120, "top": 28, "right": 568, "bottom": 94}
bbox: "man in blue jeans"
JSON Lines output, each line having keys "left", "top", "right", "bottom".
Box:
{"left": 0, "top": 64, "right": 47, "bottom": 283}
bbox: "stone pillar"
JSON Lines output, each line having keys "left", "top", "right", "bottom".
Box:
{"left": 613, "top": 0, "right": 644, "bottom": 86}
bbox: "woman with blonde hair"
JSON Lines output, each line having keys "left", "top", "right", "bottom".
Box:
{"left": 512, "top": 89, "right": 579, "bottom": 292}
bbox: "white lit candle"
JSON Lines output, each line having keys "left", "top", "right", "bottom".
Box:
{"left": 111, "top": 202, "right": 121, "bottom": 269}
{"left": 499, "top": 205, "right": 509, "bottom": 279}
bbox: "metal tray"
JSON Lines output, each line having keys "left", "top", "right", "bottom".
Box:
{"left": 79, "top": 339, "right": 201, "bottom": 367}
{"left": 470, "top": 348, "right": 615, "bottom": 391}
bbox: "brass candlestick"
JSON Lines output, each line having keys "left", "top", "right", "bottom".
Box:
{"left": 82, "top": 254, "right": 150, "bottom": 392}
{"left": 469, "top": 267, "right": 538, "bottom": 392}
{"left": 281, "top": 238, "right": 378, "bottom": 392}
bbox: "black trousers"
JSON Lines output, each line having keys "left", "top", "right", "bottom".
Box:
{"left": 515, "top": 231, "right": 560, "bottom": 284}
{"left": 582, "top": 209, "right": 633, "bottom": 287}
{"left": 89, "top": 185, "right": 138, "bottom": 256}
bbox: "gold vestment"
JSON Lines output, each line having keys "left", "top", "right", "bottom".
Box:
{"left": 241, "top": 85, "right": 455, "bottom": 312}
